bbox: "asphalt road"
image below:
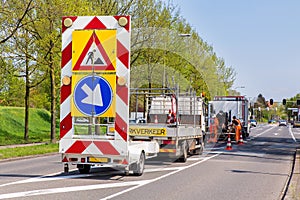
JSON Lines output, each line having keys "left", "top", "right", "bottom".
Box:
{"left": 0, "top": 123, "right": 299, "bottom": 200}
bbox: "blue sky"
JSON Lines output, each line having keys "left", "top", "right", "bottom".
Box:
{"left": 172, "top": 0, "right": 300, "bottom": 101}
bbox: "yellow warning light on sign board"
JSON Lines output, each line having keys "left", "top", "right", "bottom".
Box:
{"left": 72, "top": 30, "right": 117, "bottom": 72}
{"left": 71, "top": 73, "right": 116, "bottom": 117}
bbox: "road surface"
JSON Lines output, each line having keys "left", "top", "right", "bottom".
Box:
{"left": 0, "top": 124, "right": 299, "bottom": 200}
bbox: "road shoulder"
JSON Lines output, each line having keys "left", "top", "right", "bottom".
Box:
{"left": 285, "top": 149, "right": 300, "bottom": 199}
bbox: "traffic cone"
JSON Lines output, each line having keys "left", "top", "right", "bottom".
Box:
{"left": 225, "top": 134, "right": 233, "bottom": 150}
{"left": 154, "top": 115, "right": 158, "bottom": 124}
{"left": 238, "top": 132, "right": 244, "bottom": 145}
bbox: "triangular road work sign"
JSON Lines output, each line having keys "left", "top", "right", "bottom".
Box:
{"left": 73, "top": 30, "right": 116, "bottom": 71}
{"left": 81, "top": 45, "right": 107, "bottom": 67}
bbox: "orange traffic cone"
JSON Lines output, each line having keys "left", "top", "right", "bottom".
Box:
{"left": 154, "top": 115, "right": 158, "bottom": 124}
{"left": 225, "top": 134, "right": 233, "bottom": 150}
{"left": 238, "top": 132, "right": 244, "bottom": 145}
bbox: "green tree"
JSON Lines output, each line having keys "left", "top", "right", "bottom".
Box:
{"left": 0, "top": 0, "right": 34, "bottom": 44}
{"left": 0, "top": 0, "right": 237, "bottom": 143}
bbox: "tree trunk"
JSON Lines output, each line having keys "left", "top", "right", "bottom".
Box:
{"left": 49, "top": 38, "right": 56, "bottom": 143}
{"left": 24, "top": 58, "right": 30, "bottom": 141}
{"left": 50, "top": 64, "right": 56, "bottom": 143}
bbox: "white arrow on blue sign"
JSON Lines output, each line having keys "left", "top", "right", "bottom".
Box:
{"left": 74, "top": 75, "right": 113, "bottom": 116}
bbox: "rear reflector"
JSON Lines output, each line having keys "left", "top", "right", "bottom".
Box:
{"left": 109, "top": 127, "right": 115, "bottom": 133}
{"left": 69, "top": 158, "right": 78, "bottom": 162}
{"left": 62, "top": 157, "right": 68, "bottom": 162}
{"left": 162, "top": 140, "right": 175, "bottom": 145}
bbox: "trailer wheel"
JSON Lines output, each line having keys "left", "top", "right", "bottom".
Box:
{"left": 178, "top": 141, "right": 188, "bottom": 162}
{"left": 133, "top": 152, "right": 145, "bottom": 176}
{"left": 78, "top": 164, "right": 91, "bottom": 174}
{"left": 64, "top": 163, "right": 69, "bottom": 173}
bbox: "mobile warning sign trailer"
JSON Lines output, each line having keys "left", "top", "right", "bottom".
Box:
{"left": 59, "top": 16, "right": 159, "bottom": 175}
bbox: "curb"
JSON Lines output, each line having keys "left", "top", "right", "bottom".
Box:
{"left": 282, "top": 149, "right": 300, "bottom": 200}
{"left": 0, "top": 152, "right": 58, "bottom": 163}
{"left": 0, "top": 142, "right": 48, "bottom": 149}
{"left": 0, "top": 142, "right": 58, "bottom": 163}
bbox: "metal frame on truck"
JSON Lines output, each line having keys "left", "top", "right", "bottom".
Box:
{"left": 208, "top": 96, "right": 250, "bottom": 140}
{"left": 129, "top": 88, "right": 205, "bottom": 162}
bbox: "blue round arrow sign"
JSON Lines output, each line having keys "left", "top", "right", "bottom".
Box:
{"left": 74, "top": 75, "right": 113, "bottom": 116}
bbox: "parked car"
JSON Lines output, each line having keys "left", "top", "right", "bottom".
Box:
{"left": 268, "top": 119, "right": 276, "bottom": 124}
{"left": 250, "top": 119, "right": 257, "bottom": 127}
{"left": 293, "top": 121, "right": 300, "bottom": 128}
{"left": 278, "top": 120, "right": 287, "bottom": 126}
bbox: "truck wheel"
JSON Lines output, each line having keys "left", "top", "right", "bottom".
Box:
{"left": 192, "top": 138, "right": 204, "bottom": 155}
{"left": 133, "top": 152, "right": 145, "bottom": 176}
{"left": 78, "top": 164, "right": 91, "bottom": 174}
{"left": 178, "top": 142, "right": 188, "bottom": 162}
{"left": 198, "top": 140, "right": 205, "bottom": 155}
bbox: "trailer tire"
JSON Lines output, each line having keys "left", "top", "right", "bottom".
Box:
{"left": 133, "top": 152, "right": 145, "bottom": 176}
{"left": 64, "top": 164, "right": 69, "bottom": 173}
{"left": 78, "top": 164, "right": 91, "bottom": 174}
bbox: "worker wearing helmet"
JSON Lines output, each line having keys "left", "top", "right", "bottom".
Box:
{"left": 232, "top": 116, "right": 242, "bottom": 142}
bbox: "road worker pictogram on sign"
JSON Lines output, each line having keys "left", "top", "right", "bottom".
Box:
{"left": 83, "top": 45, "right": 106, "bottom": 66}
{"left": 72, "top": 30, "right": 116, "bottom": 71}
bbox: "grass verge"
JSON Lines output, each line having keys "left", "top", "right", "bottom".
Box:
{"left": 0, "top": 143, "right": 59, "bottom": 160}
{"left": 0, "top": 107, "right": 59, "bottom": 145}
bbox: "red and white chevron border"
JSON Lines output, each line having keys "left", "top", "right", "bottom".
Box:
{"left": 59, "top": 16, "right": 130, "bottom": 157}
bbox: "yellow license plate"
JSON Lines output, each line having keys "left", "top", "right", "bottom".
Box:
{"left": 88, "top": 157, "right": 108, "bottom": 163}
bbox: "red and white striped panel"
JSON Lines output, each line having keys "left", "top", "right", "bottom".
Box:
{"left": 60, "top": 16, "right": 130, "bottom": 156}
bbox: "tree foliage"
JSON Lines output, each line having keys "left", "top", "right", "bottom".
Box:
{"left": 0, "top": 0, "right": 236, "bottom": 141}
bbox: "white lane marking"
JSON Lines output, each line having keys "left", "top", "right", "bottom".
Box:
{"left": 145, "top": 166, "right": 185, "bottom": 173}
{"left": 0, "top": 180, "right": 152, "bottom": 200}
{"left": 209, "top": 151, "right": 265, "bottom": 157}
{"left": 252, "top": 126, "right": 277, "bottom": 138}
{"left": 0, "top": 169, "right": 78, "bottom": 187}
{"left": 100, "top": 154, "right": 220, "bottom": 200}
{"left": 0, "top": 155, "right": 219, "bottom": 199}
{"left": 274, "top": 133, "right": 278, "bottom": 136}
{"left": 0, "top": 167, "right": 183, "bottom": 188}
{"left": 187, "top": 157, "right": 205, "bottom": 161}
{"left": 0, "top": 157, "right": 204, "bottom": 187}
{"left": 289, "top": 126, "right": 297, "bottom": 142}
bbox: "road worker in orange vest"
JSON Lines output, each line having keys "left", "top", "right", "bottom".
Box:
{"left": 232, "top": 116, "right": 242, "bottom": 142}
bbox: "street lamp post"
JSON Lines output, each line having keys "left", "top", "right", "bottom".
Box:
{"left": 178, "top": 33, "right": 191, "bottom": 93}
{"left": 162, "top": 33, "right": 192, "bottom": 91}
{"left": 163, "top": 33, "right": 191, "bottom": 89}
{"left": 234, "top": 86, "right": 245, "bottom": 92}
{"left": 232, "top": 86, "right": 245, "bottom": 96}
